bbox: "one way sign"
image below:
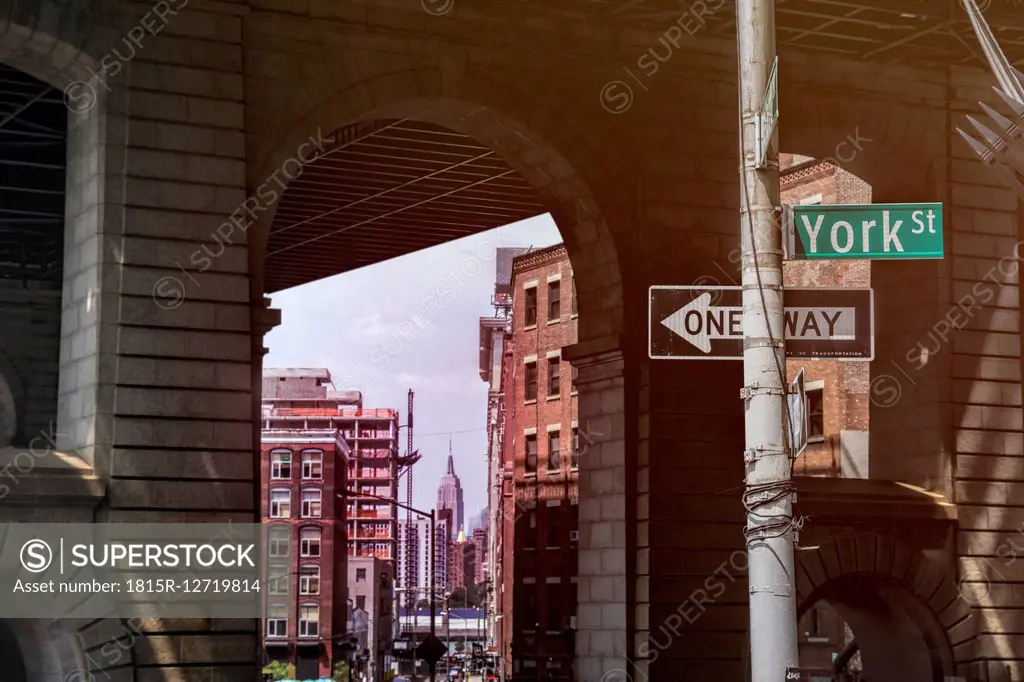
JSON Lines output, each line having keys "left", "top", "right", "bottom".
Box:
{"left": 649, "top": 286, "right": 873, "bottom": 361}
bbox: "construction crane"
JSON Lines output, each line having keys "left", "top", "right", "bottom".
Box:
{"left": 395, "top": 389, "right": 420, "bottom": 612}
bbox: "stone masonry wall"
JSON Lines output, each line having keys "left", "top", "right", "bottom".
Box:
{"left": 99, "top": 1, "right": 257, "bottom": 678}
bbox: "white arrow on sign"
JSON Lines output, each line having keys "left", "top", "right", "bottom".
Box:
{"left": 660, "top": 293, "right": 857, "bottom": 353}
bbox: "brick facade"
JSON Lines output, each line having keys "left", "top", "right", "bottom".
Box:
{"left": 781, "top": 156, "right": 872, "bottom": 478}
{"left": 260, "top": 432, "right": 349, "bottom": 679}
{"left": 504, "top": 245, "right": 580, "bottom": 681}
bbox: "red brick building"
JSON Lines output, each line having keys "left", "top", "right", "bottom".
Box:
{"left": 260, "top": 429, "right": 350, "bottom": 680}
{"left": 781, "top": 153, "right": 871, "bottom": 672}
{"left": 262, "top": 369, "right": 400, "bottom": 564}
{"left": 781, "top": 152, "right": 871, "bottom": 480}
{"left": 472, "top": 527, "right": 488, "bottom": 584}
{"left": 499, "top": 244, "right": 580, "bottom": 681}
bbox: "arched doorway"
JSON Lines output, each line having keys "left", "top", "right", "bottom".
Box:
{"left": 252, "top": 88, "right": 630, "bottom": 681}
{"left": 795, "top": 534, "right": 967, "bottom": 682}
{"left": 0, "top": 62, "right": 66, "bottom": 447}
{"left": 800, "top": 577, "right": 954, "bottom": 681}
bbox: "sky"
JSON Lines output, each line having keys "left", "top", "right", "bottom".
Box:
{"left": 264, "top": 214, "right": 562, "bottom": 524}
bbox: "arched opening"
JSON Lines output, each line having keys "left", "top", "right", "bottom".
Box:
{"left": 255, "top": 94, "right": 627, "bottom": 682}
{"left": 0, "top": 63, "right": 66, "bottom": 447}
{"left": 0, "top": 24, "right": 112, "bottom": 472}
{"left": 0, "top": 618, "right": 95, "bottom": 682}
{"left": 778, "top": 152, "right": 873, "bottom": 480}
{"left": 798, "top": 576, "right": 955, "bottom": 681}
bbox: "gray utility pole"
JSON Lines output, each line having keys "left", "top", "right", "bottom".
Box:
{"left": 736, "top": 0, "right": 799, "bottom": 680}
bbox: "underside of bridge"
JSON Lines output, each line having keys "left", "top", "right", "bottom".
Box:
{"left": 0, "top": 0, "right": 1023, "bottom": 680}
{"left": 264, "top": 119, "right": 545, "bottom": 292}
{"left": 257, "top": 3, "right": 1024, "bottom": 295}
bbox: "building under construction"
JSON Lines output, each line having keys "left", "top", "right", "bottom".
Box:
{"left": 262, "top": 368, "right": 401, "bottom": 562}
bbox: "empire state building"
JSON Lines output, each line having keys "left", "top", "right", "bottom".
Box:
{"left": 436, "top": 445, "right": 465, "bottom": 541}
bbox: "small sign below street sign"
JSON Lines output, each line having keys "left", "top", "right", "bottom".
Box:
{"left": 787, "top": 368, "right": 808, "bottom": 458}
{"left": 755, "top": 56, "right": 779, "bottom": 169}
{"left": 648, "top": 286, "right": 874, "bottom": 361}
{"left": 788, "top": 202, "right": 943, "bottom": 260}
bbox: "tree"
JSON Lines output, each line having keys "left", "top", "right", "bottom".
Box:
{"left": 448, "top": 586, "right": 468, "bottom": 608}
{"left": 333, "top": 660, "right": 349, "bottom": 682}
{"left": 464, "top": 582, "right": 484, "bottom": 608}
{"left": 262, "top": 660, "right": 295, "bottom": 681}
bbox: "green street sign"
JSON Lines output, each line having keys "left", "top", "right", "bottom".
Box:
{"left": 788, "top": 202, "right": 943, "bottom": 260}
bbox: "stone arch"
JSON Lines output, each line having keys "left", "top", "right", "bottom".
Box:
{"left": 795, "top": 532, "right": 973, "bottom": 681}
{"left": 0, "top": 8, "right": 119, "bottom": 468}
{"left": 0, "top": 618, "right": 106, "bottom": 682}
{"left": 249, "top": 65, "right": 633, "bottom": 679}
{"left": 247, "top": 67, "right": 626, "bottom": 347}
{"left": 0, "top": 1, "right": 105, "bottom": 92}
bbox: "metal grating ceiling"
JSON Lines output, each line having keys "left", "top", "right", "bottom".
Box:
{"left": 0, "top": 64, "right": 66, "bottom": 284}
{"left": 591, "top": 0, "right": 1024, "bottom": 67}
{"left": 264, "top": 119, "right": 546, "bottom": 293}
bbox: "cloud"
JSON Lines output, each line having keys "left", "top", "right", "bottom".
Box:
{"left": 350, "top": 313, "right": 390, "bottom": 338}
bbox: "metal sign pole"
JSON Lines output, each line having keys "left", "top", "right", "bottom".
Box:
{"left": 736, "top": 0, "right": 800, "bottom": 679}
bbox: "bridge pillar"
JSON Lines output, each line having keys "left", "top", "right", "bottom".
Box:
{"left": 565, "top": 338, "right": 629, "bottom": 682}
{"left": 636, "top": 334, "right": 747, "bottom": 682}
{"left": 866, "top": 117, "right": 1024, "bottom": 677}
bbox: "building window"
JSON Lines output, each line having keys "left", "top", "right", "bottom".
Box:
{"left": 806, "top": 386, "right": 824, "bottom": 440}
{"left": 268, "top": 564, "right": 289, "bottom": 595}
{"left": 300, "top": 527, "right": 321, "bottom": 558}
{"left": 524, "top": 286, "right": 537, "bottom": 327}
{"left": 571, "top": 428, "right": 580, "bottom": 469}
{"left": 270, "top": 450, "right": 291, "bottom": 480}
{"left": 299, "top": 565, "right": 320, "bottom": 596}
{"left": 522, "top": 510, "right": 537, "bottom": 549}
{"left": 571, "top": 365, "right": 578, "bottom": 394}
{"left": 525, "top": 434, "right": 538, "bottom": 474}
{"left": 547, "top": 586, "right": 561, "bottom": 630}
{"left": 572, "top": 280, "right": 578, "bottom": 316}
{"left": 548, "top": 281, "right": 560, "bottom": 321}
{"left": 548, "top": 430, "right": 561, "bottom": 471}
{"left": 302, "top": 450, "right": 323, "bottom": 479}
{"left": 268, "top": 526, "right": 290, "bottom": 558}
{"left": 525, "top": 362, "right": 537, "bottom": 401}
{"left": 548, "top": 358, "right": 560, "bottom": 397}
{"left": 804, "top": 603, "right": 830, "bottom": 643}
{"left": 301, "top": 489, "right": 322, "bottom": 518}
{"left": 266, "top": 604, "right": 288, "bottom": 638}
{"left": 525, "top": 588, "right": 538, "bottom": 629}
{"left": 299, "top": 604, "right": 319, "bottom": 637}
{"left": 270, "top": 489, "right": 291, "bottom": 519}
{"left": 357, "top": 568, "right": 367, "bottom": 583}
{"left": 356, "top": 595, "right": 366, "bottom": 610}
